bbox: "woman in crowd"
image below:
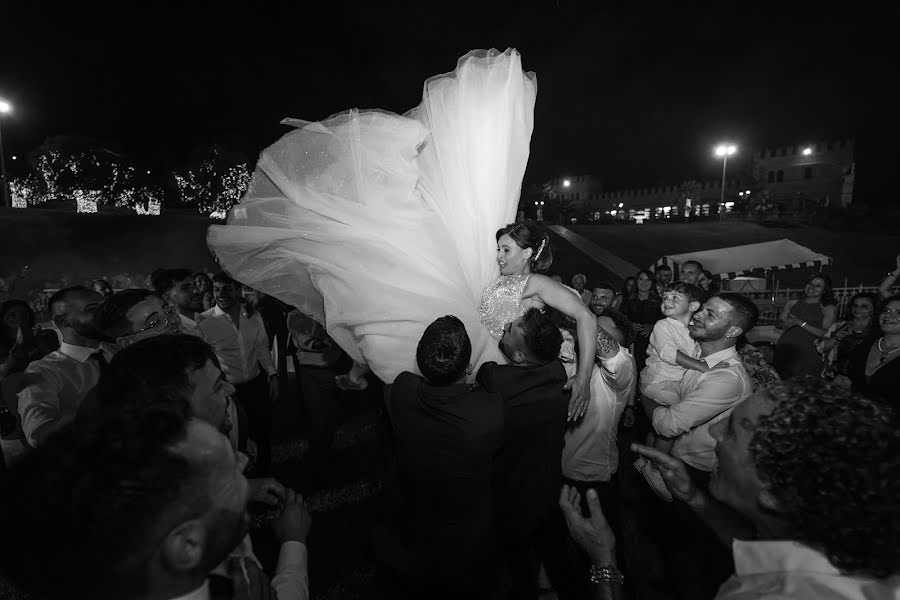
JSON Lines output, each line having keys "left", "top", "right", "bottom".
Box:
{"left": 697, "top": 269, "right": 717, "bottom": 296}
{"left": 612, "top": 276, "right": 635, "bottom": 311}
{"left": 843, "top": 295, "right": 900, "bottom": 406}
{"left": 774, "top": 274, "right": 837, "bottom": 379}
{"left": 618, "top": 269, "right": 662, "bottom": 373}
{"left": 815, "top": 292, "right": 878, "bottom": 379}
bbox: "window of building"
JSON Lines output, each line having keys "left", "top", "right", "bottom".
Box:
{"left": 792, "top": 146, "right": 798, "bottom": 155}
{"left": 804, "top": 166, "right": 813, "bottom": 179}
{"left": 776, "top": 170, "right": 784, "bottom": 182}
{"left": 768, "top": 171, "right": 775, "bottom": 183}
{"left": 769, "top": 149, "right": 776, "bottom": 158}
{"left": 840, "top": 139, "right": 847, "bottom": 148}
{"left": 760, "top": 150, "right": 766, "bottom": 159}
{"left": 780, "top": 148, "right": 787, "bottom": 156}
{"left": 827, "top": 142, "right": 834, "bottom": 151}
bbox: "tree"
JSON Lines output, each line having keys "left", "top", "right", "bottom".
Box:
{"left": 543, "top": 181, "right": 577, "bottom": 224}
{"left": 173, "top": 145, "right": 251, "bottom": 217}
{"left": 677, "top": 180, "right": 703, "bottom": 218}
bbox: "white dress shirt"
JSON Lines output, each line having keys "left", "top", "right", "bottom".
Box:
{"left": 198, "top": 306, "right": 276, "bottom": 385}
{"left": 17, "top": 341, "right": 115, "bottom": 447}
{"left": 203, "top": 535, "right": 308, "bottom": 600}
{"left": 652, "top": 345, "right": 752, "bottom": 471}
{"left": 717, "top": 540, "right": 900, "bottom": 599}
{"left": 562, "top": 346, "right": 636, "bottom": 482}
{"left": 180, "top": 312, "right": 205, "bottom": 339}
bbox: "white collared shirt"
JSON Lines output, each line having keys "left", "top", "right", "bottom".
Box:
{"left": 17, "top": 341, "right": 116, "bottom": 447}
{"left": 180, "top": 312, "right": 205, "bottom": 339}
{"left": 207, "top": 536, "right": 309, "bottom": 600}
{"left": 717, "top": 540, "right": 900, "bottom": 599}
{"left": 562, "top": 346, "right": 636, "bottom": 482}
{"left": 198, "top": 306, "right": 276, "bottom": 385}
{"left": 652, "top": 345, "right": 752, "bottom": 471}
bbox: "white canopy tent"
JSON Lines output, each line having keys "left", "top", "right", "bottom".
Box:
{"left": 652, "top": 239, "right": 832, "bottom": 281}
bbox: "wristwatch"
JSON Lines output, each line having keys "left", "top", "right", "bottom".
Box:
{"left": 590, "top": 564, "right": 625, "bottom": 585}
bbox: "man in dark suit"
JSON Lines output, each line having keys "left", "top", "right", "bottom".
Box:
{"left": 378, "top": 315, "right": 504, "bottom": 598}
{"left": 477, "top": 307, "right": 569, "bottom": 599}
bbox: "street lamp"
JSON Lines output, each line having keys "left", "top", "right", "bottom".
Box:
{"left": 714, "top": 143, "right": 737, "bottom": 218}
{"left": 0, "top": 99, "right": 11, "bottom": 208}
{"left": 562, "top": 179, "right": 571, "bottom": 188}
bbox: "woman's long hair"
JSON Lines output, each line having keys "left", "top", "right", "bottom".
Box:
{"left": 805, "top": 274, "right": 837, "bottom": 307}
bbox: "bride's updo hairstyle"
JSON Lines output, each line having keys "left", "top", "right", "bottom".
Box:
{"left": 496, "top": 220, "right": 553, "bottom": 274}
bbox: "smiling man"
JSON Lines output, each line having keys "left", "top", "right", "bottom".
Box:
{"left": 641, "top": 292, "right": 757, "bottom": 477}
{"left": 15, "top": 286, "right": 112, "bottom": 447}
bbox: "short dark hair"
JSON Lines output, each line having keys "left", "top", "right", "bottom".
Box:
{"left": 496, "top": 221, "right": 553, "bottom": 274}
{"left": 97, "top": 334, "right": 220, "bottom": 415}
{"left": 716, "top": 292, "right": 759, "bottom": 333}
{"left": 654, "top": 265, "right": 672, "bottom": 273}
{"left": 751, "top": 378, "right": 899, "bottom": 578}
{"left": 212, "top": 271, "right": 238, "bottom": 287}
{"left": 520, "top": 308, "right": 563, "bottom": 363}
{"left": 591, "top": 281, "right": 617, "bottom": 294}
{"left": 681, "top": 260, "right": 703, "bottom": 271}
{"left": 152, "top": 268, "right": 195, "bottom": 296}
{"left": 0, "top": 407, "right": 203, "bottom": 600}
{"left": 47, "top": 286, "right": 90, "bottom": 318}
{"left": 416, "top": 316, "right": 472, "bottom": 385}
{"left": 95, "top": 289, "right": 156, "bottom": 339}
{"left": 664, "top": 281, "right": 705, "bottom": 305}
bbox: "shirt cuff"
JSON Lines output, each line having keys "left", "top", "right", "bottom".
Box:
{"left": 276, "top": 541, "right": 307, "bottom": 572}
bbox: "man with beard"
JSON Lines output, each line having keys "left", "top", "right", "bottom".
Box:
{"left": 0, "top": 407, "right": 310, "bottom": 600}
{"left": 16, "top": 286, "right": 114, "bottom": 447}
{"left": 477, "top": 308, "right": 569, "bottom": 598}
{"left": 636, "top": 292, "right": 756, "bottom": 598}
{"left": 642, "top": 293, "right": 756, "bottom": 478}
{"left": 589, "top": 283, "right": 633, "bottom": 348}
{"left": 153, "top": 269, "right": 206, "bottom": 338}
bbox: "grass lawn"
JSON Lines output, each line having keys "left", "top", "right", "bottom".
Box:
{"left": 557, "top": 220, "right": 899, "bottom": 289}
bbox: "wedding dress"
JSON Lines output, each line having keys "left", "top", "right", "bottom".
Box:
{"left": 207, "top": 49, "right": 536, "bottom": 383}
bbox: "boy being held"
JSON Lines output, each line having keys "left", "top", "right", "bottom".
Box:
{"left": 634, "top": 282, "right": 708, "bottom": 500}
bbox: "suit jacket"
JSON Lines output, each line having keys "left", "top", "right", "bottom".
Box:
{"left": 477, "top": 359, "right": 569, "bottom": 541}
{"left": 383, "top": 371, "right": 504, "bottom": 585}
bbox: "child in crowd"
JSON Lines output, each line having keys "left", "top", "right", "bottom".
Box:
{"left": 634, "top": 282, "right": 707, "bottom": 500}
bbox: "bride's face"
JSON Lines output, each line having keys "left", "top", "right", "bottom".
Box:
{"left": 497, "top": 234, "right": 532, "bottom": 276}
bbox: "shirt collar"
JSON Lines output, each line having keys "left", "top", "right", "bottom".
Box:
{"left": 59, "top": 341, "right": 103, "bottom": 363}
{"left": 180, "top": 312, "right": 199, "bottom": 328}
{"left": 701, "top": 345, "right": 738, "bottom": 367}
{"left": 211, "top": 305, "right": 244, "bottom": 321}
{"left": 732, "top": 540, "right": 842, "bottom": 577}
{"left": 166, "top": 580, "right": 209, "bottom": 600}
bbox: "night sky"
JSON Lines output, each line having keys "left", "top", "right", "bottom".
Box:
{"left": 1, "top": 1, "right": 895, "bottom": 194}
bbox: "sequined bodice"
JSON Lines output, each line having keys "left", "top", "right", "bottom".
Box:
{"left": 479, "top": 274, "right": 530, "bottom": 340}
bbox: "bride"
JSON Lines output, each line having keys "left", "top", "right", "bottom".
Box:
{"left": 208, "top": 48, "right": 595, "bottom": 417}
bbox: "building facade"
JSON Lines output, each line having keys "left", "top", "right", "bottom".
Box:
{"left": 753, "top": 138, "right": 854, "bottom": 208}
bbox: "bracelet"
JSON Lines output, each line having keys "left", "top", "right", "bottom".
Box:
{"left": 800, "top": 321, "right": 807, "bottom": 328}
{"left": 590, "top": 564, "right": 625, "bottom": 585}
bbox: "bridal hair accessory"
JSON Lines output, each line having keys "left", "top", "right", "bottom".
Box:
{"left": 534, "top": 237, "right": 547, "bottom": 260}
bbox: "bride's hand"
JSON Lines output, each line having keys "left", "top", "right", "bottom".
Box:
{"left": 564, "top": 374, "right": 590, "bottom": 421}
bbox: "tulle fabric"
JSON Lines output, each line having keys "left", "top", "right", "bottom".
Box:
{"left": 208, "top": 49, "right": 536, "bottom": 383}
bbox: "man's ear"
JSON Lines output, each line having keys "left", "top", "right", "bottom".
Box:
{"left": 161, "top": 519, "right": 206, "bottom": 573}
{"left": 52, "top": 314, "right": 68, "bottom": 330}
{"left": 511, "top": 350, "right": 528, "bottom": 365}
{"left": 725, "top": 325, "right": 745, "bottom": 339}
{"left": 688, "top": 301, "right": 701, "bottom": 313}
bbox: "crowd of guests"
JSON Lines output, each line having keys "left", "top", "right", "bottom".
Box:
{"left": 0, "top": 254, "right": 898, "bottom": 599}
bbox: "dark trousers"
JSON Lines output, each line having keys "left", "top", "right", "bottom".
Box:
{"left": 296, "top": 363, "right": 341, "bottom": 474}
{"left": 235, "top": 370, "right": 272, "bottom": 475}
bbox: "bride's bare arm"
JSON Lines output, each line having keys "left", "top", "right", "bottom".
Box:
{"left": 524, "top": 274, "right": 597, "bottom": 420}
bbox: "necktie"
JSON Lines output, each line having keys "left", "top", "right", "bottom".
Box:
{"left": 91, "top": 351, "right": 109, "bottom": 374}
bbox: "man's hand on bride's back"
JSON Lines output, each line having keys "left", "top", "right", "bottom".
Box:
{"left": 564, "top": 374, "right": 590, "bottom": 421}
